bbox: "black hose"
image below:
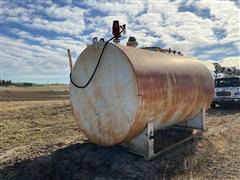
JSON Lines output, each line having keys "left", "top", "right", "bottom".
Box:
{"left": 70, "top": 36, "right": 115, "bottom": 88}
{"left": 70, "top": 26, "right": 125, "bottom": 88}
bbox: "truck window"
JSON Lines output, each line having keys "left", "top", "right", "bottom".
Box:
{"left": 215, "top": 78, "right": 240, "bottom": 87}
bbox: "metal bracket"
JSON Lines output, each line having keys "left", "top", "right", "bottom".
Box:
{"left": 177, "top": 109, "right": 205, "bottom": 130}
{"left": 120, "top": 110, "right": 204, "bottom": 160}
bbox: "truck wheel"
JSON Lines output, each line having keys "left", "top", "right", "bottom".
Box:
{"left": 211, "top": 103, "right": 216, "bottom": 108}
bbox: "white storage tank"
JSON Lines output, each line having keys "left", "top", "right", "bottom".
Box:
{"left": 70, "top": 42, "right": 214, "bottom": 146}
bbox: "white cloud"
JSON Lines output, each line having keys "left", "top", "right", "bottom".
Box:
{"left": 43, "top": 4, "right": 86, "bottom": 34}
{"left": 1, "top": 35, "right": 72, "bottom": 82}
{"left": 85, "top": 0, "right": 146, "bottom": 17}
{"left": 80, "top": 0, "right": 229, "bottom": 56}
{"left": 201, "top": 60, "right": 216, "bottom": 72}
{"left": 131, "top": 1, "right": 220, "bottom": 54}
{"left": 2, "top": 2, "right": 86, "bottom": 35}
{"left": 193, "top": 0, "right": 240, "bottom": 45}
{"left": 1, "top": 0, "right": 239, "bottom": 83}
{"left": 9, "top": 28, "right": 87, "bottom": 57}
{"left": 202, "top": 56, "right": 240, "bottom": 72}
{"left": 220, "top": 56, "right": 240, "bottom": 68}
{"left": 2, "top": 0, "right": 239, "bottom": 49}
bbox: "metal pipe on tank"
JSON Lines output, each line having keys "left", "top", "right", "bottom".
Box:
{"left": 67, "top": 49, "right": 73, "bottom": 72}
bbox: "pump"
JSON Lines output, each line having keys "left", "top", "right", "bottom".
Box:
{"left": 112, "top": 20, "right": 126, "bottom": 43}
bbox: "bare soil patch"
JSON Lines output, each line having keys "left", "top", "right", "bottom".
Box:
{"left": 0, "top": 96, "right": 239, "bottom": 179}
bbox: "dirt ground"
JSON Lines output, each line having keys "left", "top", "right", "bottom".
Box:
{"left": 0, "top": 86, "right": 239, "bottom": 180}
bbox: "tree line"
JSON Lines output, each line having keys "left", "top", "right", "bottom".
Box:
{"left": 0, "top": 80, "right": 13, "bottom": 86}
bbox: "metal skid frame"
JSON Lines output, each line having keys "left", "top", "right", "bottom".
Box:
{"left": 120, "top": 109, "right": 205, "bottom": 160}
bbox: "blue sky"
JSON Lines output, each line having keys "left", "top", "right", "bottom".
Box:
{"left": 1, "top": 0, "right": 239, "bottom": 83}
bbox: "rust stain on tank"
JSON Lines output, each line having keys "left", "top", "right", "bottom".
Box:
{"left": 117, "top": 45, "right": 214, "bottom": 140}
{"left": 70, "top": 42, "right": 215, "bottom": 146}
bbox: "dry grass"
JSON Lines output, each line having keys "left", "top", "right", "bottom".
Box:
{"left": 0, "top": 87, "right": 239, "bottom": 179}
{"left": 0, "top": 100, "right": 77, "bottom": 151}
{"left": 0, "top": 85, "right": 69, "bottom": 92}
{"left": 0, "top": 100, "right": 86, "bottom": 168}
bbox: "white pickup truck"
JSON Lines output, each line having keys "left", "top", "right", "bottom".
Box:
{"left": 212, "top": 77, "right": 240, "bottom": 107}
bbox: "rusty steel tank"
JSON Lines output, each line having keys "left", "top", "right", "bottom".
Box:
{"left": 70, "top": 42, "right": 214, "bottom": 146}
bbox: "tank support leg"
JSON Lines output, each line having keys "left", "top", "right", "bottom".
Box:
{"left": 120, "top": 110, "right": 204, "bottom": 160}
{"left": 120, "top": 121, "right": 154, "bottom": 159}
{"left": 177, "top": 109, "right": 205, "bottom": 130}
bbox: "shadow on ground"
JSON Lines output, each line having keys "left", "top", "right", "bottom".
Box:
{"left": 0, "top": 137, "right": 203, "bottom": 180}
{"left": 207, "top": 105, "right": 240, "bottom": 117}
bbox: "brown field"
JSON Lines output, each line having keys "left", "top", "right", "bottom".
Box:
{"left": 0, "top": 85, "right": 240, "bottom": 180}
{"left": 0, "top": 85, "right": 69, "bottom": 101}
